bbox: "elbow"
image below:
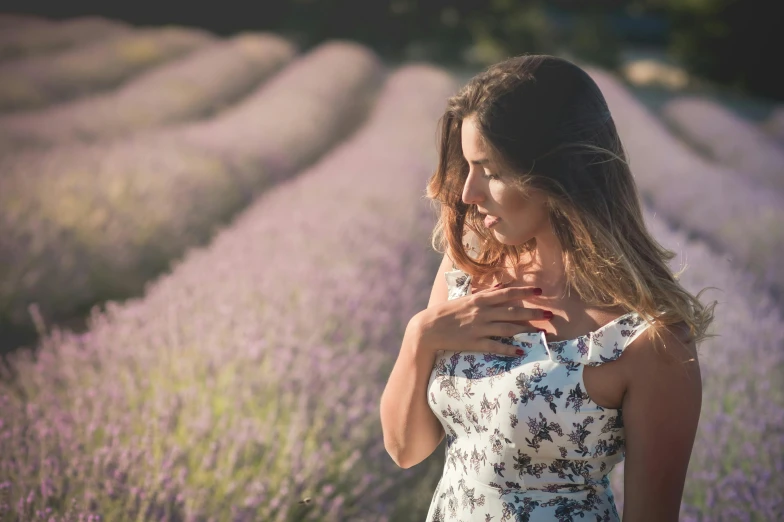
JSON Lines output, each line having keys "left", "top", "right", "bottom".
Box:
{"left": 393, "top": 455, "right": 416, "bottom": 470}
{"left": 380, "top": 398, "right": 414, "bottom": 469}
{"left": 392, "top": 455, "right": 413, "bottom": 469}
{"left": 384, "top": 439, "right": 434, "bottom": 469}
{"left": 382, "top": 432, "right": 414, "bottom": 469}
{"left": 383, "top": 441, "right": 409, "bottom": 469}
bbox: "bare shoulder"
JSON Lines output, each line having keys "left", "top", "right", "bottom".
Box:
{"left": 618, "top": 321, "right": 702, "bottom": 519}
{"left": 620, "top": 321, "right": 699, "bottom": 379}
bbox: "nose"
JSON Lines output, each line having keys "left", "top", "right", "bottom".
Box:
{"left": 461, "top": 169, "right": 485, "bottom": 206}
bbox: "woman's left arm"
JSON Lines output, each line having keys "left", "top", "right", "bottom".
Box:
{"left": 619, "top": 325, "right": 702, "bottom": 521}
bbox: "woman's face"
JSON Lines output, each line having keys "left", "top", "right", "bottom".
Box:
{"left": 461, "top": 115, "right": 551, "bottom": 246}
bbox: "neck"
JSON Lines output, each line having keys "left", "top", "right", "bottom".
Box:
{"left": 507, "top": 233, "right": 570, "bottom": 299}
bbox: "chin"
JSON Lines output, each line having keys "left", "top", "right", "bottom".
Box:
{"left": 494, "top": 237, "right": 529, "bottom": 248}
{"left": 492, "top": 228, "right": 533, "bottom": 246}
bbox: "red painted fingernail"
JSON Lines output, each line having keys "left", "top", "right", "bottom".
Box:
{"left": 543, "top": 310, "right": 554, "bottom": 319}
{"left": 515, "top": 349, "right": 525, "bottom": 356}
{"left": 533, "top": 288, "right": 543, "bottom": 295}
{"left": 493, "top": 282, "right": 504, "bottom": 288}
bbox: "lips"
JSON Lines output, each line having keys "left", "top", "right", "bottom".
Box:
{"left": 478, "top": 209, "right": 501, "bottom": 226}
{"left": 483, "top": 214, "right": 500, "bottom": 227}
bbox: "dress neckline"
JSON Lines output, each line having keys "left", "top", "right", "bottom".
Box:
{"left": 536, "top": 311, "right": 638, "bottom": 346}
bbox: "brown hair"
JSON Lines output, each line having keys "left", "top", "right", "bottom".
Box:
{"left": 426, "top": 54, "right": 717, "bottom": 350}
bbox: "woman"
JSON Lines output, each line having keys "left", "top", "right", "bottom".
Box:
{"left": 379, "top": 54, "right": 716, "bottom": 521}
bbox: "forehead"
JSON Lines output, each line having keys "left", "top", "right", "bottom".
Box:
{"left": 460, "top": 116, "right": 486, "bottom": 158}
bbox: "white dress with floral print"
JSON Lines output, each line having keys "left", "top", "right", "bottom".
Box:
{"left": 425, "top": 268, "right": 654, "bottom": 522}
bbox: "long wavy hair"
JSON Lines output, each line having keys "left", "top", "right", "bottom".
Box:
{"left": 426, "top": 54, "right": 717, "bottom": 349}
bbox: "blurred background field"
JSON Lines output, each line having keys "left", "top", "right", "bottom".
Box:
{"left": 0, "top": 1, "right": 782, "bottom": 520}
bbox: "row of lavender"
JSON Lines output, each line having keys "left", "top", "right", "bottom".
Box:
{"left": 0, "top": 41, "right": 382, "bottom": 344}
{"left": 660, "top": 96, "right": 784, "bottom": 196}
{"left": 588, "top": 67, "right": 784, "bottom": 298}
{"left": 0, "top": 26, "right": 219, "bottom": 112}
{"left": 766, "top": 107, "right": 784, "bottom": 145}
{"left": 0, "top": 33, "right": 297, "bottom": 151}
{"left": 0, "top": 15, "right": 132, "bottom": 61}
{"left": 0, "top": 13, "right": 49, "bottom": 29}
{"left": 0, "top": 63, "right": 459, "bottom": 521}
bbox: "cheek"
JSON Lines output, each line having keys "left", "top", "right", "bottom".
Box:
{"left": 501, "top": 191, "right": 549, "bottom": 228}
{"left": 497, "top": 187, "right": 528, "bottom": 215}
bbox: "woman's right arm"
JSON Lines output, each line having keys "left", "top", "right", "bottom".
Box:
{"left": 380, "top": 249, "right": 543, "bottom": 469}
{"left": 379, "top": 251, "right": 453, "bottom": 469}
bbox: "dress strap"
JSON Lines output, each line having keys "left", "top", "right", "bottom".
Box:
{"left": 444, "top": 268, "right": 472, "bottom": 300}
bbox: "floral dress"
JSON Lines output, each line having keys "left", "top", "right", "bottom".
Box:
{"left": 425, "top": 268, "right": 655, "bottom": 522}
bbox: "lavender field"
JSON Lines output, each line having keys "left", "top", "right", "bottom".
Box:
{"left": 0, "top": 16, "right": 132, "bottom": 61}
{"left": 0, "top": 40, "right": 383, "bottom": 339}
{"left": 0, "top": 26, "right": 216, "bottom": 112}
{"left": 661, "top": 96, "right": 784, "bottom": 195}
{"left": 0, "top": 33, "right": 297, "bottom": 150}
{"left": 765, "top": 106, "right": 784, "bottom": 145}
{"left": 1, "top": 15, "right": 783, "bottom": 522}
{"left": 588, "top": 67, "right": 784, "bottom": 297}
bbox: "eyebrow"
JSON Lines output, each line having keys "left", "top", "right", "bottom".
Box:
{"left": 466, "top": 158, "right": 490, "bottom": 165}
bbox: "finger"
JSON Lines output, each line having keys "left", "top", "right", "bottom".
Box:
{"left": 474, "top": 280, "right": 510, "bottom": 293}
{"left": 481, "top": 338, "right": 527, "bottom": 358}
{"left": 475, "top": 285, "right": 543, "bottom": 304}
{"left": 489, "top": 304, "right": 551, "bottom": 323}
